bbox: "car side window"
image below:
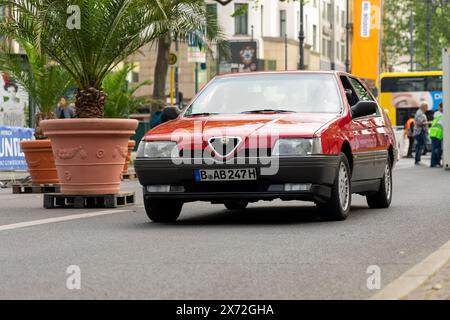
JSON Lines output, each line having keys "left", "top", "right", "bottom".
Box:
{"left": 340, "top": 76, "right": 358, "bottom": 106}
{"left": 348, "top": 78, "right": 373, "bottom": 102}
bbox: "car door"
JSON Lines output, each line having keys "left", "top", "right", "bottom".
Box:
{"left": 341, "top": 76, "right": 379, "bottom": 181}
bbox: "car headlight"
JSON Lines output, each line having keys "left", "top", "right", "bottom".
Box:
{"left": 136, "top": 141, "right": 178, "bottom": 158}
{"left": 272, "top": 138, "right": 322, "bottom": 156}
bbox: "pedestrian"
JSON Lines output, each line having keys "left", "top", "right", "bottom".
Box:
{"left": 414, "top": 103, "right": 429, "bottom": 165}
{"left": 54, "top": 97, "right": 74, "bottom": 119}
{"left": 404, "top": 115, "right": 415, "bottom": 158}
{"left": 150, "top": 105, "right": 163, "bottom": 129}
{"left": 429, "top": 103, "right": 443, "bottom": 168}
{"left": 434, "top": 102, "right": 443, "bottom": 119}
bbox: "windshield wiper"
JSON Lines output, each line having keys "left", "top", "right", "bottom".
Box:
{"left": 185, "top": 112, "right": 219, "bottom": 117}
{"left": 241, "top": 109, "right": 295, "bottom": 114}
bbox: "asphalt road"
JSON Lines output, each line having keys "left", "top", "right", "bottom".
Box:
{"left": 0, "top": 157, "right": 449, "bottom": 299}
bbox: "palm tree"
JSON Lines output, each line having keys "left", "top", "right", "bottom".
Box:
{"left": 0, "top": 0, "right": 214, "bottom": 118}
{"left": 151, "top": 0, "right": 226, "bottom": 110}
{"left": 103, "top": 63, "right": 154, "bottom": 118}
{"left": 0, "top": 40, "right": 73, "bottom": 138}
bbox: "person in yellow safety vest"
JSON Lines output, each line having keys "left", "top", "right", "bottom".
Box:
{"left": 430, "top": 102, "right": 443, "bottom": 168}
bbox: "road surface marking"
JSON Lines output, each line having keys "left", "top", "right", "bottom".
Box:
{"left": 370, "top": 239, "right": 450, "bottom": 300}
{"left": 0, "top": 209, "right": 133, "bottom": 232}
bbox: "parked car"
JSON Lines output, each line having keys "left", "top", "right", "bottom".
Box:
{"left": 135, "top": 71, "right": 398, "bottom": 222}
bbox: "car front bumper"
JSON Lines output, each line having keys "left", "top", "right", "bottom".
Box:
{"left": 134, "top": 155, "right": 340, "bottom": 203}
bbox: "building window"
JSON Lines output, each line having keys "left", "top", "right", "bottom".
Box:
{"left": 327, "top": 39, "right": 332, "bottom": 58}
{"left": 206, "top": 3, "right": 217, "bottom": 21}
{"left": 341, "top": 10, "right": 346, "bottom": 28}
{"left": 280, "top": 10, "right": 286, "bottom": 37}
{"left": 327, "top": 3, "right": 333, "bottom": 22}
{"left": 336, "top": 6, "right": 340, "bottom": 25}
{"left": 336, "top": 41, "right": 340, "bottom": 60}
{"left": 313, "top": 25, "right": 317, "bottom": 52}
{"left": 305, "top": 14, "right": 308, "bottom": 39}
{"left": 128, "top": 62, "right": 140, "bottom": 83}
{"left": 322, "top": 38, "right": 327, "bottom": 55}
{"left": 341, "top": 44, "right": 346, "bottom": 62}
{"left": 234, "top": 3, "right": 248, "bottom": 35}
{"left": 261, "top": 5, "right": 264, "bottom": 37}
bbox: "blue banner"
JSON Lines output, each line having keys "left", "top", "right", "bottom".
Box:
{"left": 0, "top": 126, "right": 34, "bottom": 171}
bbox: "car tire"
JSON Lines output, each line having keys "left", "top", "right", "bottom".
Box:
{"left": 317, "top": 153, "right": 351, "bottom": 221}
{"left": 367, "top": 160, "right": 392, "bottom": 209}
{"left": 224, "top": 200, "right": 248, "bottom": 210}
{"left": 144, "top": 198, "right": 183, "bottom": 222}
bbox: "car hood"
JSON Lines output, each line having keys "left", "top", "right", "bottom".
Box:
{"left": 145, "top": 113, "right": 339, "bottom": 144}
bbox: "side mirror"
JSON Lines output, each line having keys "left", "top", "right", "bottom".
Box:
{"left": 351, "top": 101, "right": 378, "bottom": 118}
{"left": 161, "top": 106, "right": 180, "bottom": 123}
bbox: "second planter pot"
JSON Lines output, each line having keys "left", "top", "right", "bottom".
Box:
{"left": 20, "top": 139, "right": 59, "bottom": 184}
{"left": 40, "top": 118, "right": 138, "bottom": 195}
{"left": 123, "top": 140, "right": 136, "bottom": 174}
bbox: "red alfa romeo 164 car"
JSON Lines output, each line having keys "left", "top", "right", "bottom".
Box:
{"left": 135, "top": 71, "right": 397, "bottom": 222}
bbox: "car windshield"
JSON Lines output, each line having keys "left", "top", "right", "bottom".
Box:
{"left": 185, "top": 74, "right": 343, "bottom": 116}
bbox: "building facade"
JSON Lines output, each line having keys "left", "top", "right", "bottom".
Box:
{"left": 127, "top": 0, "right": 353, "bottom": 102}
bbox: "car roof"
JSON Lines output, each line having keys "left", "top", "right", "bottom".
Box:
{"left": 214, "top": 70, "right": 350, "bottom": 79}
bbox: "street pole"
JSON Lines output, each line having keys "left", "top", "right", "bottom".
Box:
{"left": 426, "top": 0, "right": 431, "bottom": 70}
{"left": 285, "top": 33, "right": 288, "bottom": 70}
{"left": 409, "top": 7, "right": 414, "bottom": 71}
{"left": 175, "top": 37, "right": 179, "bottom": 105}
{"left": 345, "top": 0, "right": 350, "bottom": 73}
{"left": 194, "top": 62, "right": 199, "bottom": 94}
{"left": 443, "top": 48, "right": 450, "bottom": 169}
{"left": 330, "top": 0, "right": 335, "bottom": 71}
{"left": 170, "top": 65, "right": 174, "bottom": 106}
{"left": 298, "top": 0, "right": 305, "bottom": 70}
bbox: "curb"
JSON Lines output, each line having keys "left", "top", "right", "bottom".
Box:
{"left": 370, "top": 240, "right": 450, "bottom": 300}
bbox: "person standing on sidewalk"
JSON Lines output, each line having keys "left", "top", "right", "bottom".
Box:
{"left": 404, "top": 115, "right": 415, "bottom": 158}
{"left": 54, "top": 97, "right": 74, "bottom": 119}
{"left": 429, "top": 103, "right": 443, "bottom": 168}
{"left": 414, "top": 103, "right": 429, "bottom": 165}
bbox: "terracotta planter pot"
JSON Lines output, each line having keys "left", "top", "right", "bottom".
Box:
{"left": 122, "top": 140, "right": 136, "bottom": 174}
{"left": 40, "top": 119, "right": 138, "bottom": 195}
{"left": 20, "top": 139, "right": 59, "bottom": 184}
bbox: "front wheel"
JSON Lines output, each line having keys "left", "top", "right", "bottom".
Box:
{"left": 367, "top": 161, "right": 392, "bottom": 209}
{"left": 317, "top": 153, "right": 351, "bottom": 221}
{"left": 144, "top": 198, "right": 183, "bottom": 222}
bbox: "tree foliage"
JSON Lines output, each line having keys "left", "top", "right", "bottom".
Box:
{"left": 382, "top": 0, "right": 450, "bottom": 71}
{"left": 103, "top": 64, "right": 153, "bottom": 118}
{"left": 0, "top": 40, "right": 73, "bottom": 114}
{"left": 0, "top": 0, "right": 217, "bottom": 117}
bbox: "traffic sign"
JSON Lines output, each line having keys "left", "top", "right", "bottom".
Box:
{"left": 168, "top": 53, "right": 177, "bottom": 66}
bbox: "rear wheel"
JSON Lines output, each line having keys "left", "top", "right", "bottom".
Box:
{"left": 224, "top": 200, "right": 248, "bottom": 210}
{"left": 367, "top": 161, "right": 392, "bottom": 208}
{"left": 144, "top": 198, "right": 183, "bottom": 222}
{"left": 317, "top": 153, "right": 351, "bottom": 221}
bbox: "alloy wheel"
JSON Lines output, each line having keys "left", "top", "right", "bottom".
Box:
{"left": 338, "top": 162, "right": 350, "bottom": 211}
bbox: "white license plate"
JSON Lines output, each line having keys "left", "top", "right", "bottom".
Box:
{"left": 194, "top": 168, "right": 257, "bottom": 182}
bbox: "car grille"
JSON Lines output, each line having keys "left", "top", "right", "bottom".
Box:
{"left": 209, "top": 137, "right": 241, "bottom": 157}
{"left": 178, "top": 148, "right": 272, "bottom": 159}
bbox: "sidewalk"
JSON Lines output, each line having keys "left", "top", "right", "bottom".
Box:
{"left": 403, "top": 258, "right": 450, "bottom": 300}
{"left": 0, "top": 171, "right": 29, "bottom": 184}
